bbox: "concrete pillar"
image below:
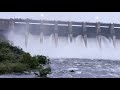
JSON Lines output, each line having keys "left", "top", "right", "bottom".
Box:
{"left": 110, "top": 23, "right": 116, "bottom": 47}
{"left": 82, "top": 22, "right": 87, "bottom": 47}
{"left": 9, "top": 19, "right": 15, "bottom": 30}
{"left": 54, "top": 20, "right": 58, "bottom": 47}
{"left": 96, "top": 22, "right": 101, "bottom": 48}
{"left": 2, "top": 20, "right": 5, "bottom": 30}
{"left": 40, "top": 20, "right": 44, "bottom": 43}
{"left": 25, "top": 19, "right": 29, "bottom": 48}
{"left": 68, "top": 21, "right": 72, "bottom": 42}
{"left": 0, "top": 20, "right": 2, "bottom": 30}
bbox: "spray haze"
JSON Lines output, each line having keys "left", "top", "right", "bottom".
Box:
{"left": 5, "top": 27, "right": 120, "bottom": 60}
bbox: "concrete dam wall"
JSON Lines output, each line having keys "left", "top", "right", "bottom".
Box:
{"left": 1, "top": 18, "right": 120, "bottom": 48}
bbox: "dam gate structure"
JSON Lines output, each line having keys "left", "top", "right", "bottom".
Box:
{"left": 0, "top": 18, "right": 120, "bottom": 48}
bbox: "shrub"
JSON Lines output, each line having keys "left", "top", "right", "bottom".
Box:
{"left": 0, "top": 40, "right": 51, "bottom": 77}
{"left": 9, "top": 63, "right": 28, "bottom": 73}
{"left": 0, "top": 41, "right": 24, "bottom": 55}
{"left": 0, "top": 63, "right": 28, "bottom": 74}
{"left": 20, "top": 53, "right": 39, "bottom": 69}
{"left": 0, "top": 63, "right": 8, "bottom": 74}
{"left": 33, "top": 55, "right": 50, "bottom": 64}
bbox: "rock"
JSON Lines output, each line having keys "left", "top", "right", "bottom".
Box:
{"left": 34, "top": 72, "right": 40, "bottom": 76}
{"left": 70, "top": 70, "right": 75, "bottom": 72}
{"left": 67, "top": 68, "right": 79, "bottom": 71}
{"left": 24, "top": 71, "right": 30, "bottom": 75}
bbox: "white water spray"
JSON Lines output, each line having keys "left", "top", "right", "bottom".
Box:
{"left": 6, "top": 29, "right": 120, "bottom": 60}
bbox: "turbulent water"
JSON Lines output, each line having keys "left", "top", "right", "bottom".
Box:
{"left": 48, "top": 58, "right": 120, "bottom": 78}
{"left": 1, "top": 58, "right": 120, "bottom": 78}
{"left": 3, "top": 30, "right": 120, "bottom": 78}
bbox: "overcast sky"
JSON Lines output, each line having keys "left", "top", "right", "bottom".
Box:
{"left": 0, "top": 12, "right": 120, "bottom": 23}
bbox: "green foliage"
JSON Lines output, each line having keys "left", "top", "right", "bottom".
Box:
{"left": 9, "top": 63, "right": 28, "bottom": 73}
{"left": 33, "top": 55, "right": 50, "bottom": 64}
{"left": 20, "top": 53, "right": 39, "bottom": 69}
{"left": 0, "top": 48, "right": 15, "bottom": 62}
{"left": 0, "top": 63, "right": 28, "bottom": 74}
{"left": 0, "top": 40, "right": 51, "bottom": 77}
{"left": 0, "top": 63, "right": 8, "bottom": 74}
{"left": 0, "top": 41, "right": 24, "bottom": 55}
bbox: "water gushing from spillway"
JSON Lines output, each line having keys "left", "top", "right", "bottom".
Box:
{"left": 5, "top": 29, "right": 120, "bottom": 60}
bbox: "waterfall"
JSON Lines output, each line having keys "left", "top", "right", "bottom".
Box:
{"left": 6, "top": 29, "right": 120, "bottom": 60}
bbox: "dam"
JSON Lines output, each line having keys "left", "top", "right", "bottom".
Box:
{"left": 1, "top": 17, "right": 120, "bottom": 78}
{"left": 1, "top": 18, "right": 120, "bottom": 60}
{"left": 0, "top": 18, "right": 120, "bottom": 48}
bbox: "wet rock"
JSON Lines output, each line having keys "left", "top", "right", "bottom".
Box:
{"left": 24, "top": 71, "right": 30, "bottom": 75}
{"left": 34, "top": 72, "right": 40, "bottom": 76}
{"left": 70, "top": 70, "right": 75, "bottom": 72}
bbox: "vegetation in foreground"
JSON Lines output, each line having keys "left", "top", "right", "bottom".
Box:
{"left": 0, "top": 39, "right": 51, "bottom": 78}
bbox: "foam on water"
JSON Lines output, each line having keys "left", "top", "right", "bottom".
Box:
{"left": 6, "top": 30, "right": 120, "bottom": 60}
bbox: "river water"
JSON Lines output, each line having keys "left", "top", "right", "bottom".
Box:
{"left": 48, "top": 58, "right": 120, "bottom": 78}
{"left": 1, "top": 58, "right": 120, "bottom": 78}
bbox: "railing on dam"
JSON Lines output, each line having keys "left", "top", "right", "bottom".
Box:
{"left": 0, "top": 18, "right": 120, "bottom": 47}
